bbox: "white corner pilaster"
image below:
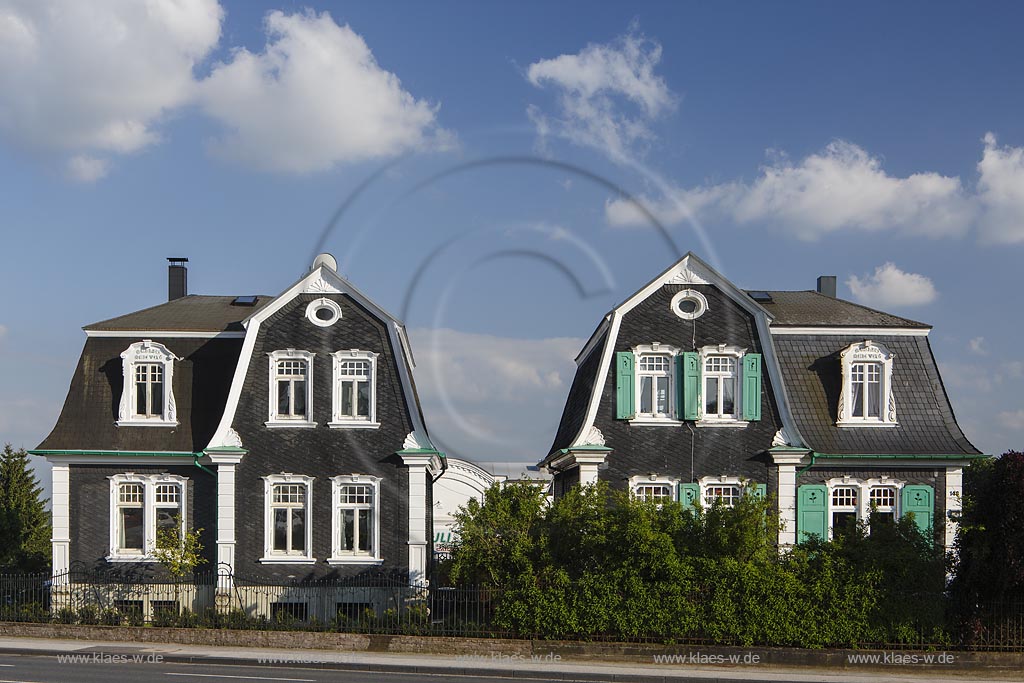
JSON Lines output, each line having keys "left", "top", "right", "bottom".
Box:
{"left": 49, "top": 463, "right": 70, "bottom": 579}
{"left": 206, "top": 450, "right": 245, "bottom": 590}
{"left": 945, "top": 466, "right": 963, "bottom": 552}
{"left": 399, "top": 452, "right": 438, "bottom": 585}
{"left": 549, "top": 448, "right": 611, "bottom": 490}
{"left": 771, "top": 450, "right": 811, "bottom": 549}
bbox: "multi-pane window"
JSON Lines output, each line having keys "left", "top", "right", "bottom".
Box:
{"left": 154, "top": 484, "right": 182, "bottom": 541}
{"left": 116, "top": 483, "right": 145, "bottom": 553}
{"left": 337, "top": 360, "right": 371, "bottom": 420}
{"left": 637, "top": 354, "right": 672, "bottom": 417}
{"left": 275, "top": 360, "right": 308, "bottom": 419}
{"left": 110, "top": 475, "right": 187, "bottom": 559}
{"left": 869, "top": 486, "right": 897, "bottom": 530}
{"left": 337, "top": 484, "right": 374, "bottom": 554}
{"left": 850, "top": 362, "right": 882, "bottom": 418}
{"left": 705, "top": 484, "right": 742, "bottom": 507}
{"left": 271, "top": 484, "right": 308, "bottom": 555}
{"left": 133, "top": 364, "right": 164, "bottom": 418}
{"left": 831, "top": 486, "right": 859, "bottom": 539}
{"left": 635, "top": 484, "right": 673, "bottom": 503}
{"left": 704, "top": 355, "right": 737, "bottom": 419}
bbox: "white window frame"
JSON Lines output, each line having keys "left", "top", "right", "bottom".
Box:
{"left": 261, "top": 474, "right": 315, "bottom": 564}
{"left": 628, "top": 475, "right": 678, "bottom": 504}
{"left": 630, "top": 343, "right": 681, "bottom": 425}
{"left": 107, "top": 473, "right": 187, "bottom": 562}
{"left": 328, "top": 475, "right": 383, "bottom": 565}
{"left": 837, "top": 340, "right": 897, "bottom": 427}
{"left": 697, "top": 344, "right": 748, "bottom": 427}
{"left": 266, "top": 350, "right": 316, "bottom": 428}
{"left": 116, "top": 340, "right": 180, "bottom": 427}
{"left": 305, "top": 297, "right": 342, "bottom": 327}
{"left": 330, "top": 350, "right": 380, "bottom": 429}
{"left": 824, "top": 477, "right": 905, "bottom": 540}
{"left": 698, "top": 475, "right": 746, "bottom": 508}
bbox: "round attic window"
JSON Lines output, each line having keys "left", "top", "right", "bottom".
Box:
{"left": 306, "top": 298, "right": 342, "bottom": 327}
{"left": 671, "top": 289, "right": 708, "bottom": 320}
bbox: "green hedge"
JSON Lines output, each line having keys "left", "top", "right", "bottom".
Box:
{"left": 448, "top": 482, "right": 948, "bottom": 646}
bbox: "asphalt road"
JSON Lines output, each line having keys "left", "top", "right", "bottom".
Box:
{"left": 0, "top": 653, "right": 603, "bottom": 683}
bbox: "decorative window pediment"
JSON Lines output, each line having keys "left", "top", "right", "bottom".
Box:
{"left": 628, "top": 474, "right": 679, "bottom": 504}
{"left": 837, "top": 340, "right": 897, "bottom": 427}
{"left": 117, "top": 340, "right": 180, "bottom": 427}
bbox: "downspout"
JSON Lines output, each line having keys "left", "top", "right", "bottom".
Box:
{"left": 795, "top": 452, "right": 817, "bottom": 478}
{"left": 193, "top": 452, "right": 216, "bottom": 477}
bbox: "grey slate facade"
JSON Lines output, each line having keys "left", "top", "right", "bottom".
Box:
{"left": 542, "top": 253, "right": 984, "bottom": 549}
{"left": 34, "top": 256, "right": 443, "bottom": 592}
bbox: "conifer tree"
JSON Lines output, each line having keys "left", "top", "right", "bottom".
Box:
{"left": 0, "top": 444, "right": 51, "bottom": 572}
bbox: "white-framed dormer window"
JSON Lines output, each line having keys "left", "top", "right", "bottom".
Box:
{"left": 630, "top": 343, "right": 681, "bottom": 424}
{"left": 699, "top": 476, "right": 746, "bottom": 507}
{"left": 329, "top": 475, "right": 382, "bottom": 565}
{"left": 824, "top": 477, "right": 905, "bottom": 540}
{"left": 330, "top": 350, "right": 379, "bottom": 429}
{"left": 837, "top": 340, "right": 897, "bottom": 427}
{"left": 108, "top": 473, "right": 186, "bottom": 562}
{"left": 261, "top": 474, "right": 314, "bottom": 564}
{"left": 266, "top": 350, "right": 316, "bottom": 428}
{"left": 697, "top": 345, "right": 747, "bottom": 425}
{"left": 117, "top": 340, "right": 180, "bottom": 427}
{"left": 629, "top": 475, "right": 678, "bottom": 504}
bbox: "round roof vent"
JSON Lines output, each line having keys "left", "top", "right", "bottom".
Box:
{"left": 311, "top": 253, "right": 338, "bottom": 272}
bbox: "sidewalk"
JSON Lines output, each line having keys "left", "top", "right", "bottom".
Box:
{"left": 0, "top": 635, "right": 1019, "bottom": 683}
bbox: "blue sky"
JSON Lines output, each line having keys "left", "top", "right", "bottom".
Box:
{"left": 2, "top": 1, "right": 1023, "bottom": 485}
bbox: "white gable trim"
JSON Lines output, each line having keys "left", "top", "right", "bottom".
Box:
{"left": 565, "top": 253, "right": 806, "bottom": 452}
{"left": 206, "top": 264, "right": 433, "bottom": 450}
{"left": 770, "top": 326, "right": 930, "bottom": 336}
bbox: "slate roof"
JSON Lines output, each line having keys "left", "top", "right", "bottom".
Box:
{"left": 755, "top": 290, "right": 930, "bottom": 328}
{"left": 773, "top": 334, "right": 979, "bottom": 455}
{"left": 84, "top": 295, "right": 272, "bottom": 333}
{"left": 548, "top": 328, "right": 607, "bottom": 455}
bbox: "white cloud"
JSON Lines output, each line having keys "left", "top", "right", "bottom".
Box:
{"left": 968, "top": 337, "right": 988, "bottom": 356}
{"left": 998, "top": 410, "right": 1024, "bottom": 431}
{"left": 526, "top": 25, "right": 677, "bottom": 162}
{"left": 66, "top": 155, "right": 110, "bottom": 183}
{"left": 604, "top": 183, "right": 738, "bottom": 229}
{"left": 846, "top": 263, "right": 938, "bottom": 308}
{"left": 977, "top": 133, "right": 1024, "bottom": 244}
{"left": 409, "top": 328, "right": 583, "bottom": 459}
{"left": 0, "top": 0, "right": 222, "bottom": 166}
{"left": 198, "top": 10, "right": 450, "bottom": 173}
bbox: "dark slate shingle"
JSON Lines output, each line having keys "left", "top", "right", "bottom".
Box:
{"left": 84, "top": 295, "right": 273, "bottom": 333}
{"left": 755, "top": 290, "right": 930, "bottom": 328}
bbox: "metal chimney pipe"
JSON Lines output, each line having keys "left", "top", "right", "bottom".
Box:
{"left": 167, "top": 257, "right": 188, "bottom": 301}
{"left": 816, "top": 275, "right": 837, "bottom": 298}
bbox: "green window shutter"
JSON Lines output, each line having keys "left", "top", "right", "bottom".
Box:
{"left": 680, "top": 352, "right": 700, "bottom": 420}
{"left": 753, "top": 483, "right": 767, "bottom": 499}
{"left": 901, "top": 485, "right": 934, "bottom": 536}
{"left": 797, "top": 484, "right": 827, "bottom": 542}
{"left": 742, "top": 353, "right": 762, "bottom": 421}
{"left": 615, "top": 351, "right": 635, "bottom": 419}
{"left": 678, "top": 482, "right": 701, "bottom": 510}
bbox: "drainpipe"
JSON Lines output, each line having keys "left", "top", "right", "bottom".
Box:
{"left": 795, "top": 452, "right": 817, "bottom": 478}
{"left": 193, "top": 452, "right": 216, "bottom": 477}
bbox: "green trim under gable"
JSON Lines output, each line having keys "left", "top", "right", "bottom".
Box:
{"left": 812, "top": 452, "right": 988, "bottom": 461}
{"left": 550, "top": 445, "right": 614, "bottom": 457}
{"left": 29, "top": 449, "right": 200, "bottom": 458}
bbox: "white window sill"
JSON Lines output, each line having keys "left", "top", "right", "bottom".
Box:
{"left": 695, "top": 420, "right": 750, "bottom": 428}
{"left": 836, "top": 421, "right": 898, "bottom": 428}
{"left": 328, "top": 421, "right": 381, "bottom": 430}
{"left": 326, "top": 556, "right": 384, "bottom": 565}
{"left": 628, "top": 417, "right": 682, "bottom": 426}
{"left": 115, "top": 420, "right": 179, "bottom": 428}
{"left": 258, "top": 556, "right": 316, "bottom": 564}
{"left": 264, "top": 421, "right": 318, "bottom": 429}
{"left": 106, "top": 554, "right": 155, "bottom": 563}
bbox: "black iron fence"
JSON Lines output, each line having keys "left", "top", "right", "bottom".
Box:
{"left": 1, "top": 569, "right": 1022, "bottom": 650}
